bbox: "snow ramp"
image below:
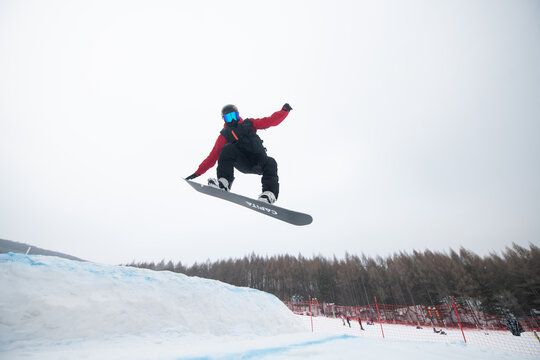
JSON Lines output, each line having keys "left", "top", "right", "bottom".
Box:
{"left": 0, "top": 253, "right": 304, "bottom": 347}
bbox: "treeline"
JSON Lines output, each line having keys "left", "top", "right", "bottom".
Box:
{"left": 127, "top": 243, "right": 540, "bottom": 318}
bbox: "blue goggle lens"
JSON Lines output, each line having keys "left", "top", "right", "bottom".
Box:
{"left": 223, "top": 111, "right": 239, "bottom": 123}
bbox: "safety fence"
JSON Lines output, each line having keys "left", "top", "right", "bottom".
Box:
{"left": 285, "top": 298, "right": 540, "bottom": 357}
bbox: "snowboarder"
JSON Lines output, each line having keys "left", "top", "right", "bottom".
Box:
{"left": 186, "top": 103, "right": 292, "bottom": 204}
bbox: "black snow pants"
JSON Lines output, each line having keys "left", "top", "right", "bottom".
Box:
{"left": 217, "top": 143, "right": 279, "bottom": 198}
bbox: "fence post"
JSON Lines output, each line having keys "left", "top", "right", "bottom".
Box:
{"left": 375, "top": 296, "right": 385, "bottom": 339}
{"left": 309, "top": 295, "right": 314, "bottom": 333}
{"left": 356, "top": 307, "right": 364, "bottom": 331}
{"left": 452, "top": 297, "right": 467, "bottom": 343}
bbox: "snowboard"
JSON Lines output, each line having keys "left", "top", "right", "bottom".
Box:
{"left": 184, "top": 179, "right": 313, "bottom": 226}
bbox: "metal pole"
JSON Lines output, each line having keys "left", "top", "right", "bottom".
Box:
{"left": 309, "top": 295, "right": 313, "bottom": 333}
{"left": 375, "top": 296, "right": 385, "bottom": 339}
{"left": 452, "top": 297, "right": 467, "bottom": 343}
{"left": 356, "top": 307, "right": 364, "bottom": 331}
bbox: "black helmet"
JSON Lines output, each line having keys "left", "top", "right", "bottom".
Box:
{"left": 221, "top": 104, "right": 238, "bottom": 116}
{"left": 221, "top": 104, "right": 239, "bottom": 123}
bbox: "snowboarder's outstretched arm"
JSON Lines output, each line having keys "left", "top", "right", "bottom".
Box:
{"left": 250, "top": 103, "right": 292, "bottom": 130}
{"left": 190, "top": 135, "right": 227, "bottom": 178}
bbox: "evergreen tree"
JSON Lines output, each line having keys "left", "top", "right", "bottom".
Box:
{"left": 125, "top": 244, "right": 540, "bottom": 317}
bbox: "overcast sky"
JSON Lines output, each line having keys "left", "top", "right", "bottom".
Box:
{"left": 1, "top": 0, "right": 539, "bottom": 265}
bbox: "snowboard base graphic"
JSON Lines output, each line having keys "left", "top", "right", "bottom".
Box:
{"left": 184, "top": 179, "right": 313, "bottom": 226}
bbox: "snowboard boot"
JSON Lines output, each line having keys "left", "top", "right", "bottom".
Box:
{"left": 208, "top": 177, "right": 230, "bottom": 192}
{"left": 258, "top": 191, "right": 276, "bottom": 204}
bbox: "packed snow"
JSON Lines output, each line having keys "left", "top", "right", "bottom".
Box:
{"left": 1, "top": 253, "right": 537, "bottom": 359}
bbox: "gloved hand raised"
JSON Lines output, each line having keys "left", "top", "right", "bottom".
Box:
{"left": 185, "top": 173, "right": 198, "bottom": 180}
{"left": 282, "top": 103, "right": 292, "bottom": 112}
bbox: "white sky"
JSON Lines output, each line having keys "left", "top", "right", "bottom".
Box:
{"left": 1, "top": 0, "right": 539, "bottom": 265}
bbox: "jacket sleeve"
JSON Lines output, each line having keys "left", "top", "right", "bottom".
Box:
{"left": 195, "top": 135, "right": 227, "bottom": 176}
{"left": 250, "top": 109, "right": 289, "bottom": 130}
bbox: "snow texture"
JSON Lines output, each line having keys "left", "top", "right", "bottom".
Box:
{"left": 0, "top": 253, "right": 303, "bottom": 343}
{"left": 1, "top": 253, "right": 537, "bottom": 359}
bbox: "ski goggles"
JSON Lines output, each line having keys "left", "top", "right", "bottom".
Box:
{"left": 223, "top": 111, "right": 239, "bottom": 123}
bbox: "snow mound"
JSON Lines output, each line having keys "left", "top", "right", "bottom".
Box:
{"left": 0, "top": 253, "right": 304, "bottom": 347}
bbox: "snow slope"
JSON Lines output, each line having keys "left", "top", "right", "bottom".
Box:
{"left": 0, "top": 253, "right": 303, "bottom": 344}
{"left": 1, "top": 253, "right": 537, "bottom": 359}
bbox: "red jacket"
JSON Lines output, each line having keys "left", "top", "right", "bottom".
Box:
{"left": 195, "top": 109, "right": 289, "bottom": 176}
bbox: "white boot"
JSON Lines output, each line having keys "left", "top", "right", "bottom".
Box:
{"left": 258, "top": 191, "right": 276, "bottom": 204}
{"left": 208, "top": 178, "right": 230, "bottom": 191}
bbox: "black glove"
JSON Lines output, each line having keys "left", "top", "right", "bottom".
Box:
{"left": 282, "top": 103, "right": 292, "bottom": 112}
{"left": 185, "top": 173, "right": 198, "bottom": 180}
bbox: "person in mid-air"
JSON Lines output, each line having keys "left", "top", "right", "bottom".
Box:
{"left": 186, "top": 103, "right": 292, "bottom": 204}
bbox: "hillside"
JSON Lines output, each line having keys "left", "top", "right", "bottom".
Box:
{"left": 0, "top": 238, "right": 83, "bottom": 261}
